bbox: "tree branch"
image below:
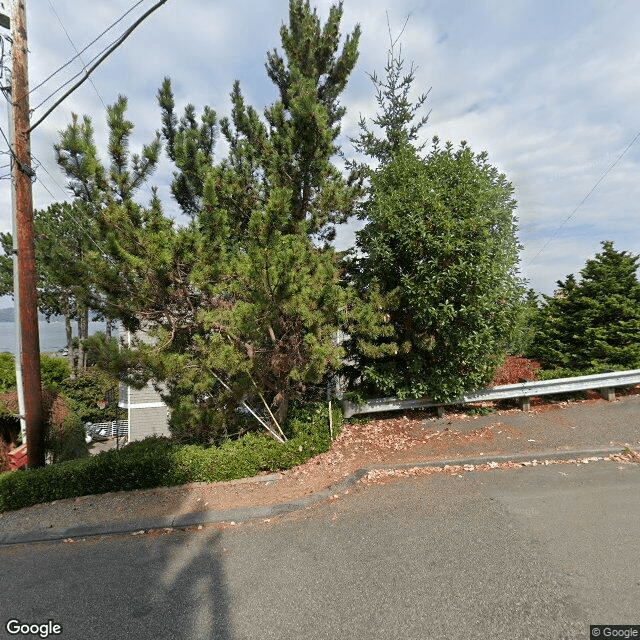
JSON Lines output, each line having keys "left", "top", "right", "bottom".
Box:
{"left": 29, "top": 0, "right": 170, "bottom": 132}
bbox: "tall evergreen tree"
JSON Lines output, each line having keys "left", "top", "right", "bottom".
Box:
{"left": 0, "top": 202, "right": 95, "bottom": 376}
{"left": 34, "top": 202, "right": 94, "bottom": 375}
{"left": 55, "top": 95, "right": 161, "bottom": 207}
{"left": 220, "top": 0, "right": 361, "bottom": 242}
{"left": 350, "top": 40, "right": 430, "bottom": 167}
{"left": 51, "top": 0, "right": 362, "bottom": 441}
{"left": 344, "top": 38, "right": 522, "bottom": 401}
{"left": 157, "top": 80, "right": 218, "bottom": 217}
{"left": 144, "top": 0, "right": 363, "bottom": 434}
{"left": 529, "top": 241, "right": 640, "bottom": 369}
{"left": 54, "top": 95, "right": 162, "bottom": 348}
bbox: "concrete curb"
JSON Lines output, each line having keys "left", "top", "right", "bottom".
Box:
{"left": 0, "top": 446, "right": 629, "bottom": 546}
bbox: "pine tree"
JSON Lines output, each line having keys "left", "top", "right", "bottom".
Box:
{"left": 220, "top": 0, "right": 361, "bottom": 242}
{"left": 55, "top": 96, "right": 161, "bottom": 207}
{"left": 52, "top": 96, "right": 163, "bottom": 371}
{"left": 529, "top": 241, "right": 640, "bottom": 369}
{"left": 157, "top": 79, "right": 218, "bottom": 217}
{"left": 148, "top": 0, "right": 362, "bottom": 433}
{"left": 350, "top": 39, "right": 430, "bottom": 167}
{"left": 34, "top": 202, "right": 94, "bottom": 375}
{"left": 0, "top": 202, "right": 95, "bottom": 376}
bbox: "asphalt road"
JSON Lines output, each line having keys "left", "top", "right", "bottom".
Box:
{"left": 1, "top": 459, "right": 638, "bottom": 640}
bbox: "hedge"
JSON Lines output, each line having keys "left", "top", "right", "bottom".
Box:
{"left": 0, "top": 402, "right": 341, "bottom": 512}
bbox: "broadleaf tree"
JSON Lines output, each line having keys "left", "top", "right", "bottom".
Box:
{"left": 344, "top": 43, "right": 523, "bottom": 401}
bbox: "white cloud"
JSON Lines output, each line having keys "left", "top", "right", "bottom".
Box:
{"left": 1, "top": 0, "right": 639, "bottom": 297}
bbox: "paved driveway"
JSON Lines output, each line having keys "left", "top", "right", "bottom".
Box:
{"left": 1, "top": 459, "right": 638, "bottom": 640}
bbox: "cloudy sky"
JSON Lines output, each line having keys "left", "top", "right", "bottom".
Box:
{"left": 1, "top": 0, "right": 639, "bottom": 296}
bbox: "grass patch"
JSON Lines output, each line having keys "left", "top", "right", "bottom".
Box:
{"left": 0, "top": 402, "right": 341, "bottom": 513}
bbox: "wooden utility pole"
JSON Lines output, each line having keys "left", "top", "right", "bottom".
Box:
{"left": 11, "top": 0, "right": 45, "bottom": 468}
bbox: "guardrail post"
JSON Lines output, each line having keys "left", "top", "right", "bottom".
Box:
{"left": 599, "top": 387, "right": 615, "bottom": 401}
{"left": 519, "top": 397, "right": 531, "bottom": 411}
{"left": 342, "top": 400, "right": 356, "bottom": 419}
{"left": 436, "top": 406, "right": 445, "bottom": 418}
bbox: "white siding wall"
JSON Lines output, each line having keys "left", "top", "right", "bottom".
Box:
{"left": 120, "top": 381, "right": 170, "bottom": 441}
{"left": 119, "top": 328, "right": 171, "bottom": 441}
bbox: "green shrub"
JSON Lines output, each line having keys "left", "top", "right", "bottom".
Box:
{"left": 40, "top": 354, "right": 71, "bottom": 389}
{"left": 61, "top": 368, "right": 119, "bottom": 423}
{"left": 0, "top": 353, "right": 15, "bottom": 393}
{"left": 0, "top": 353, "right": 71, "bottom": 393}
{"left": 537, "top": 364, "right": 628, "bottom": 381}
{"left": 172, "top": 443, "right": 218, "bottom": 481}
{"left": 0, "top": 403, "right": 342, "bottom": 512}
{"left": 0, "top": 436, "right": 186, "bottom": 512}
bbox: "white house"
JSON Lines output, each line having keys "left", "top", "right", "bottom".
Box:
{"left": 118, "top": 329, "right": 171, "bottom": 441}
{"left": 119, "top": 379, "right": 170, "bottom": 441}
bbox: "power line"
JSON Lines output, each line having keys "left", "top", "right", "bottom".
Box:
{"left": 27, "top": 156, "right": 110, "bottom": 255}
{"left": 0, "top": 121, "right": 37, "bottom": 178}
{"left": 0, "top": 122, "right": 10, "bottom": 148}
{"left": 30, "top": 32, "right": 121, "bottom": 114}
{"left": 29, "top": 0, "right": 170, "bottom": 132}
{"left": 33, "top": 171, "right": 58, "bottom": 201}
{"left": 30, "top": 155, "right": 67, "bottom": 197}
{"left": 0, "top": 125, "right": 119, "bottom": 268}
{"left": 29, "top": 0, "right": 145, "bottom": 96}
{"left": 525, "top": 129, "right": 640, "bottom": 267}
{"left": 46, "top": 0, "right": 107, "bottom": 110}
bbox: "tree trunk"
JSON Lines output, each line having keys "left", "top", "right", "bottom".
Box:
{"left": 82, "top": 307, "right": 89, "bottom": 368}
{"left": 274, "top": 391, "right": 289, "bottom": 427}
{"left": 76, "top": 316, "right": 82, "bottom": 372}
{"left": 63, "top": 298, "right": 75, "bottom": 379}
{"left": 105, "top": 318, "right": 112, "bottom": 341}
{"left": 77, "top": 307, "right": 89, "bottom": 371}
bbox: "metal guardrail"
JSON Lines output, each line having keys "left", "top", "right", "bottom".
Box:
{"left": 341, "top": 369, "right": 640, "bottom": 419}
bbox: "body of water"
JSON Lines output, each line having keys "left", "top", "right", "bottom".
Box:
{"left": 0, "top": 321, "right": 112, "bottom": 354}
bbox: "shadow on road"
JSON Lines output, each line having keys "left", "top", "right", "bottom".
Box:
{"left": 150, "top": 527, "right": 232, "bottom": 640}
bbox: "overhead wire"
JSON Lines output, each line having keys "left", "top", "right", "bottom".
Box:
{"left": 525, "top": 128, "right": 640, "bottom": 267}
{"left": 29, "top": 0, "right": 170, "bottom": 132}
{"left": 27, "top": 153, "right": 121, "bottom": 266}
{"left": 0, "top": 120, "right": 120, "bottom": 268}
{"left": 0, "top": 11, "right": 139, "bottom": 275}
{"left": 30, "top": 31, "right": 123, "bottom": 114}
{"left": 46, "top": 0, "right": 107, "bottom": 111}
{"left": 29, "top": 0, "right": 145, "bottom": 96}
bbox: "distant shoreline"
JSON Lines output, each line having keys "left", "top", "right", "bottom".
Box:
{"left": 0, "top": 308, "right": 64, "bottom": 323}
{"left": 0, "top": 318, "right": 110, "bottom": 355}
